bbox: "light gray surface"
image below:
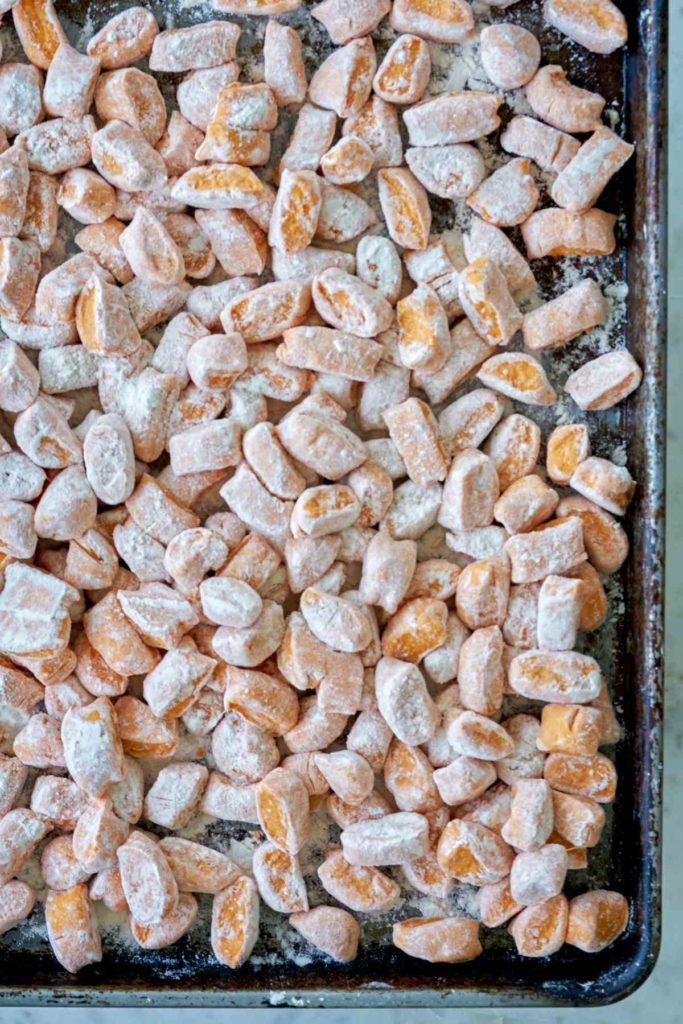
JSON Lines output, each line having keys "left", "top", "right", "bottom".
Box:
{"left": 2, "top": 4, "right": 680, "bottom": 1023}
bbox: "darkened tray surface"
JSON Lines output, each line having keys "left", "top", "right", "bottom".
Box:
{"left": 0, "top": 0, "right": 667, "bottom": 1008}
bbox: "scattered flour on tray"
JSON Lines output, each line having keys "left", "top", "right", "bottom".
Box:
{"left": 0, "top": 0, "right": 634, "bottom": 984}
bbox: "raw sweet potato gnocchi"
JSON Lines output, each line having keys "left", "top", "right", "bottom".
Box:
{"left": 0, "top": 0, "right": 635, "bottom": 977}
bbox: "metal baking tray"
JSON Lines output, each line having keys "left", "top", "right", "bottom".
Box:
{"left": 0, "top": 0, "right": 666, "bottom": 1008}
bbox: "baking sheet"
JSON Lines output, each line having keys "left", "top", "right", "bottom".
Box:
{"left": 0, "top": 0, "right": 667, "bottom": 1007}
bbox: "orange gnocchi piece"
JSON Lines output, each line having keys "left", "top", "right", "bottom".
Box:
{"left": 569, "top": 562, "right": 608, "bottom": 632}
{"left": 466, "top": 222, "right": 533, "bottom": 305}
{"left": 143, "top": 762, "right": 209, "bottom": 829}
{"left": 546, "top": 424, "right": 591, "bottom": 486}
{"left": 374, "top": 34, "right": 431, "bottom": 105}
{"left": 0, "top": 880, "right": 36, "bottom": 936}
{"left": 552, "top": 790, "right": 605, "bottom": 849}
{"left": 13, "top": 0, "right": 67, "bottom": 70}
{"left": 92, "top": 120, "right": 167, "bottom": 193}
{"left": 566, "top": 889, "right": 628, "bottom": 951}
{"left": 341, "top": 811, "right": 430, "bottom": 866}
{"left": 479, "top": 878, "right": 523, "bottom": 928}
{"left": 313, "top": 267, "right": 393, "bottom": 338}
{"left": 509, "top": 893, "right": 568, "bottom": 957}
{"left": 149, "top": 21, "right": 239, "bottom": 72}
{"left": 378, "top": 168, "right": 431, "bottom": 250}
{"left": 0, "top": 808, "right": 52, "bottom": 886}
{"left": 318, "top": 848, "right": 399, "bottom": 913}
{"left": 58, "top": 169, "right": 116, "bottom": 226}
{"left": 342, "top": 95, "right": 403, "bottom": 168}
{"left": 211, "top": 874, "right": 260, "bottom": 968}
{"left": 375, "top": 656, "right": 439, "bottom": 745}
{"left": 393, "top": 916, "right": 482, "bottom": 963}
{"left": 72, "top": 795, "right": 130, "bottom": 873}
{"left": 95, "top": 68, "right": 166, "bottom": 146}
{"left": 477, "top": 351, "right": 556, "bottom": 406}
{"left": 316, "top": 181, "right": 379, "bottom": 243}
{"left": 256, "top": 767, "right": 310, "bottom": 854}
{"left": 279, "top": 103, "right": 337, "bottom": 176}
{"left": 61, "top": 697, "right": 125, "bottom": 797}
{"left": 538, "top": 704, "right": 602, "bottom": 757}
{"left": 468, "top": 158, "right": 538, "bottom": 228}
{"left": 524, "top": 279, "right": 607, "bottom": 351}
{"left": 459, "top": 257, "right": 524, "bottom": 346}
{"left": 195, "top": 118, "right": 271, "bottom": 168}
{"left": 320, "top": 136, "right": 374, "bottom": 186}
{"left": 0, "top": 238, "right": 40, "bottom": 322}
{"left": 544, "top": 752, "right": 617, "bottom": 803}
{"left": 397, "top": 284, "right": 451, "bottom": 373}
{"left": 76, "top": 274, "right": 141, "bottom": 358}
{"left": 456, "top": 556, "right": 510, "bottom": 631}
{"left": 87, "top": 7, "right": 159, "bottom": 68}
{"left": 382, "top": 597, "right": 449, "bottom": 664}
{"left": 120, "top": 208, "right": 186, "bottom": 287}
{"left": 437, "top": 819, "right": 513, "bottom": 885}
{"left": 115, "top": 695, "right": 179, "bottom": 759}
{"left": 314, "top": 750, "right": 374, "bottom": 806}
{"left": 74, "top": 218, "right": 133, "bottom": 284}
{"left": 439, "top": 388, "right": 505, "bottom": 457}
{"left": 131, "top": 892, "right": 198, "bottom": 951}
{"left": 501, "top": 114, "right": 579, "bottom": 177}
{"left": 494, "top": 475, "right": 559, "bottom": 535}
{"left": 221, "top": 280, "right": 311, "bottom": 343}
{"left": 45, "top": 884, "right": 102, "bottom": 974}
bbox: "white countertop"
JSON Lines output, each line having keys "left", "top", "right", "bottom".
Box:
{"left": 2, "top": 2, "right": 681, "bottom": 1021}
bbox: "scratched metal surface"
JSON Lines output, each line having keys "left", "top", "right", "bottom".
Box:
{"left": 0, "top": 0, "right": 666, "bottom": 1008}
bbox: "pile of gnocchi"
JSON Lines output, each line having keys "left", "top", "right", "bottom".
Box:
{"left": 0, "top": 0, "right": 638, "bottom": 975}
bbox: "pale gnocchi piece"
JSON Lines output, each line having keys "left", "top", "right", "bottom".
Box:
{"left": 375, "top": 653, "right": 440, "bottom": 743}
{"left": 544, "top": 0, "right": 628, "bottom": 54}
{"left": 290, "top": 905, "right": 360, "bottom": 962}
{"left": 383, "top": 398, "right": 450, "bottom": 487}
{"left": 309, "top": 37, "right": 377, "bottom": 118}
{"left": 480, "top": 23, "right": 541, "bottom": 88}
{"left": 564, "top": 351, "right": 643, "bottom": 411}
{"left": 467, "top": 158, "right": 539, "bottom": 228}
{"left": 569, "top": 456, "right": 636, "bottom": 516}
{"left": 521, "top": 207, "right": 617, "bottom": 259}
{"left": 264, "top": 20, "right": 307, "bottom": 106}
{"left": 500, "top": 115, "right": 580, "bottom": 174}
{"left": 551, "top": 127, "right": 634, "bottom": 212}
{"left": 525, "top": 65, "right": 605, "bottom": 133}
{"left": 311, "top": 0, "right": 391, "bottom": 44}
